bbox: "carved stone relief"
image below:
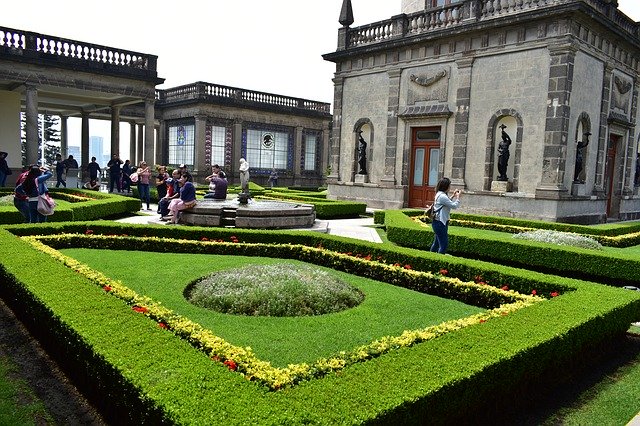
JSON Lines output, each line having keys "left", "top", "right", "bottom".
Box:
{"left": 611, "top": 72, "right": 633, "bottom": 115}
{"left": 407, "top": 68, "right": 450, "bottom": 104}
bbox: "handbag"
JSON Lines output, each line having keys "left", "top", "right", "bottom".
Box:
{"left": 129, "top": 172, "right": 139, "bottom": 183}
{"left": 37, "top": 193, "right": 56, "bottom": 216}
{"left": 423, "top": 195, "right": 442, "bottom": 222}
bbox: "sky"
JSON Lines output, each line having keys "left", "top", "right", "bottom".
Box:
{"left": 3, "top": 0, "right": 640, "bottom": 159}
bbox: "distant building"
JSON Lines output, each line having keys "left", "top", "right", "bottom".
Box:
{"left": 324, "top": 0, "right": 640, "bottom": 223}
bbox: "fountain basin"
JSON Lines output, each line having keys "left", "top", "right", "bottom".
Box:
{"left": 180, "top": 199, "right": 316, "bottom": 229}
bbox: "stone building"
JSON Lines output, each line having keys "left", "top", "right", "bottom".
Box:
{"left": 324, "top": 0, "right": 640, "bottom": 223}
{"left": 155, "top": 83, "right": 331, "bottom": 187}
{"left": 0, "top": 27, "right": 331, "bottom": 188}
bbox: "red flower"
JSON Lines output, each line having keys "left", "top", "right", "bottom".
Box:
{"left": 439, "top": 269, "right": 448, "bottom": 275}
{"left": 477, "top": 281, "right": 487, "bottom": 286}
{"left": 479, "top": 319, "right": 487, "bottom": 323}
{"left": 550, "top": 291, "right": 559, "bottom": 298}
{"left": 85, "top": 229, "right": 94, "bottom": 235}
{"left": 364, "top": 254, "right": 372, "bottom": 261}
{"left": 474, "top": 275, "right": 484, "bottom": 283}
{"left": 132, "top": 306, "right": 149, "bottom": 314}
{"left": 103, "top": 285, "right": 112, "bottom": 292}
{"left": 393, "top": 263, "right": 401, "bottom": 267}
{"left": 501, "top": 285, "right": 509, "bottom": 291}
{"left": 531, "top": 290, "right": 537, "bottom": 295}
{"left": 201, "top": 237, "right": 209, "bottom": 241}
{"left": 404, "top": 264, "right": 412, "bottom": 270}
{"left": 211, "top": 355, "right": 221, "bottom": 362}
{"left": 158, "top": 322, "right": 168, "bottom": 329}
{"left": 224, "top": 359, "right": 237, "bottom": 371}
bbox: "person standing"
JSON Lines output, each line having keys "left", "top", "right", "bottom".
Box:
{"left": 13, "top": 166, "right": 30, "bottom": 222}
{"left": 107, "top": 154, "right": 123, "bottom": 193}
{"left": 54, "top": 154, "right": 66, "bottom": 188}
{"left": 15, "top": 166, "right": 53, "bottom": 223}
{"left": 430, "top": 177, "right": 462, "bottom": 255}
{"left": 0, "top": 151, "right": 11, "bottom": 187}
{"left": 137, "top": 161, "right": 151, "bottom": 210}
{"left": 122, "top": 160, "right": 132, "bottom": 193}
{"left": 87, "top": 156, "right": 101, "bottom": 183}
{"left": 155, "top": 166, "right": 169, "bottom": 200}
{"left": 268, "top": 169, "right": 278, "bottom": 188}
{"left": 64, "top": 155, "right": 78, "bottom": 170}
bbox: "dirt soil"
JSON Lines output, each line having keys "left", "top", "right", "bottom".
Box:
{"left": 0, "top": 297, "right": 106, "bottom": 425}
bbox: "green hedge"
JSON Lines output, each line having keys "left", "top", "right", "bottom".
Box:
{"left": 257, "top": 194, "right": 366, "bottom": 219}
{"left": 384, "top": 210, "right": 640, "bottom": 286}
{"left": 0, "top": 189, "right": 140, "bottom": 224}
{"left": 0, "top": 224, "right": 638, "bottom": 423}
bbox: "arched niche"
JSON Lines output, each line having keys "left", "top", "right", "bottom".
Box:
{"left": 572, "top": 112, "right": 592, "bottom": 184}
{"left": 485, "top": 110, "right": 524, "bottom": 191}
{"left": 353, "top": 118, "right": 374, "bottom": 181}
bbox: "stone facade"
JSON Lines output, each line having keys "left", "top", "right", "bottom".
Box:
{"left": 324, "top": 0, "right": 640, "bottom": 223}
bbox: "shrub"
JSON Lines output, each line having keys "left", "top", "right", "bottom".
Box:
{"left": 187, "top": 263, "right": 364, "bottom": 316}
{"left": 513, "top": 230, "right": 603, "bottom": 250}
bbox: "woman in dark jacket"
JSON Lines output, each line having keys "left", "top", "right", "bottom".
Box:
{"left": 15, "top": 166, "right": 52, "bottom": 223}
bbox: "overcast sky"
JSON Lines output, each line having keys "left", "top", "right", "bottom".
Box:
{"left": 3, "top": 0, "right": 640, "bottom": 157}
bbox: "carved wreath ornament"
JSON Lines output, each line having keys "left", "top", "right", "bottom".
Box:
{"left": 409, "top": 69, "right": 448, "bottom": 87}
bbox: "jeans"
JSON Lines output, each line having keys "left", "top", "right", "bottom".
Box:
{"left": 158, "top": 198, "right": 171, "bottom": 216}
{"left": 27, "top": 200, "right": 47, "bottom": 223}
{"left": 138, "top": 184, "right": 150, "bottom": 208}
{"left": 56, "top": 171, "right": 66, "bottom": 188}
{"left": 14, "top": 197, "right": 29, "bottom": 222}
{"left": 430, "top": 220, "right": 449, "bottom": 254}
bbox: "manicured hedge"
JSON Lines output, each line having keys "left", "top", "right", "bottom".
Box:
{"left": 384, "top": 210, "right": 640, "bottom": 286}
{"left": 0, "top": 223, "right": 638, "bottom": 423}
{"left": 376, "top": 209, "right": 640, "bottom": 247}
{"left": 0, "top": 189, "right": 140, "bottom": 224}
{"left": 257, "top": 194, "right": 366, "bottom": 219}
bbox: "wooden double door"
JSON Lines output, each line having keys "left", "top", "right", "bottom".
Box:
{"left": 408, "top": 127, "right": 441, "bottom": 208}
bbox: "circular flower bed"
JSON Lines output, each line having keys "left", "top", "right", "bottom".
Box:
{"left": 187, "top": 263, "right": 365, "bottom": 317}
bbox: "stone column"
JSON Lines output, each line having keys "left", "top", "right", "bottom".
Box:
{"left": 129, "top": 121, "right": 136, "bottom": 163}
{"left": 623, "top": 83, "right": 639, "bottom": 195}
{"left": 328, "top": 77, "right": 344, "bottom": 182}
{"left": 451, "top": 57, "right": 474, "bottom": 188}
{"left": 156, "top": 123, "right": 166, "bottom": 165}
{"left": 382, "top": 69, "right": 402, "bottom": 186}
{"left": 60, "top": 115, "right": 68, "bottom": 159}
{"left": 136, "top": 123, "right": 144, "bottom": 165}
{"left": 321, "top": 121, "right": 330, "bottom": 179}
{"left": 79, "top": 111, "right": 89, "bottom": 170}
{"left": 232, "top": 121, "right": 243, "bottom": 184}
{"left": 144, "top": 99, "right": 155, "bottom": 164}
{"left": 25, "top": 85, "right": 39, "bottom": 166}
{"left": 536, "top": 42, "right": 577, "bottom": 199}
{"left": 294, "top": 126, "right": 304, "bottom": 183}
{"left": 110, "top": 106, "right": 121, "bottom": 156}
{"left": 593, "top": 64, "right": 613, "bottom": 196}
{"left": 194, "top": 114, "right": 207, "bottom": 179}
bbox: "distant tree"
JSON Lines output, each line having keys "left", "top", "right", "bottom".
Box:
{"left": 20, "top": 113, "right": 61, "bottom": 167}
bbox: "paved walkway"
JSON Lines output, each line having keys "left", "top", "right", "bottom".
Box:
{"left": 115, "top": 203, "right": 382, "bottom": 243}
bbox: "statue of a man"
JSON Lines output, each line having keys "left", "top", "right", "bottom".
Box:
{"left": 573, "top": 132, "right": 591, "bottom": 183}
{"left": 357, "top": 131, "right": 367, "bottom": 175}
{"left": 497, "top": 124, "right": 512, "bottom": 181}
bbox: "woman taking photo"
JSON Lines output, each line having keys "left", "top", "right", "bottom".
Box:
{"left": 430, "top": 177, "right": 462, "bottom": 254}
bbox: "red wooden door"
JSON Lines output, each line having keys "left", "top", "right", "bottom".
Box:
{"left": 408, "top": 128, "right": 441, "bottom": 208}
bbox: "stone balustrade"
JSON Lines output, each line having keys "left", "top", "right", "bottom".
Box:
{"left": 344, "top": 0, "right": 639, "bottom": 49}
{"left": 157, "top": 82, "right": 331, "bottom": 115}
{"left": 0, "top": 26, "right": 158, "bottom": 78}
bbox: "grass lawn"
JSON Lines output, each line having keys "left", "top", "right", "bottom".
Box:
{"left": 62, "top": 249, "right": 485, "bottom": 367}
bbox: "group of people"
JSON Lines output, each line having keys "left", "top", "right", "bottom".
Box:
{"left": 53, "top": 154, "right": 78, "bottom": 188}
{"left": 157, "top": 165, "right": 197, "bottom": 224}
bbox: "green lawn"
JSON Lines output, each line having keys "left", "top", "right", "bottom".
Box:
{"left": 62, "top": 249, "right": 484, "bottom": 367}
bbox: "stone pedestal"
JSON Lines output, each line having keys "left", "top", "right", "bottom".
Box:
{"left": 571, "top": 183, "right": 587, "bottom": 196}
{"left": 355, "top": 174, "right": 369, "bottom": 184}
{"left": 491, "top": 180, "right": 513, "bottom": 192}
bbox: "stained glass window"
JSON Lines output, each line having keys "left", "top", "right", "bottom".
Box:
{"left": 168, "top": 124, "right": 194, "bottom": 166}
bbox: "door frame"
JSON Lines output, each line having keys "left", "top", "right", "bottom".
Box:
{"left": 408, "top": 127, "right": 441, "bottom": 208}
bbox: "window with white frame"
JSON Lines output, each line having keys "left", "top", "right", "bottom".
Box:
{"left": 304, "top": 134, "right": 317, "bottom": 171}
{"left": 211, "top": 125, "right": 226, "bottom": 166}
{"left": 246, "top": 129, "right": 289, "bottom": 169}
{"left": 168, "top": 124, "right": 195, "bottom": 166}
